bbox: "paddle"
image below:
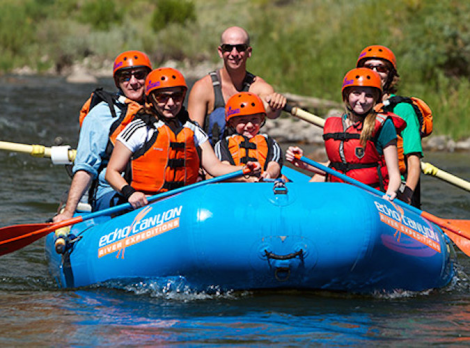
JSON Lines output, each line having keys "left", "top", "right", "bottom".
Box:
{"left": 283, "top": 104, "right": 470, "bottom": 192}
{"left": 292, "top": 154, "right": 470, "bottom": 257}
{"left": 0, "top": 167, "right": 252, "bottom": 257}
{"left": 0, "top": 141, "right": 76, "bottom": 164}
{"left": 421, "top": 161, "right": 470, "bottom": 192}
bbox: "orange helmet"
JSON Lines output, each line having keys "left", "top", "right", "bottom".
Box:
{"left": 341, "top": 68, "right": 382, "bottom": 100}
{"left": 113, "top": 50, "right": 152, "bottom": 77}
{"left": 225, "top": 92, "right": 266, "bottom": 122}
{"left": 356, "top": 45, "right": 397, "bottom": 70}
{"left": 145, "top": 67, "right": 187, "bottom": 96}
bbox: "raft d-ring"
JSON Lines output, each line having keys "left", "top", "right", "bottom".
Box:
{"left": 273, "top": 180, "right": 288, "bottom": 195}
{"left": 265, "top": 249, "right": 304, "bottom": 260}
{"left": 275, "top": 267, "right": 291, "bottom": 282}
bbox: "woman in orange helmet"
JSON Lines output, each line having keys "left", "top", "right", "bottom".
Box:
{"left": 357, "top": 45, "right": 424, "bottom": 208}
{"left": 214, "top": 92, "right": 282, "bottom": 180}
{"left": 54, "top": 50, "right": 153, "bottom": 223}
{"left": 106, "top": 68, "right": 260, "bottom": 209}
{"left": 287, "top": 68, "right": 405, "bottom": 200}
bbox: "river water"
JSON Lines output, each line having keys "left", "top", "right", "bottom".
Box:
{"left": 1, "top": 75, "right": 470, "bottom": 345}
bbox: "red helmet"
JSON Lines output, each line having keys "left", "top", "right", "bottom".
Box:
{"left": 225, "top": 92, "right": 266, "bottom": 122}
{"left": 356, "top": 45, "right": 397, "bottom": 70}
{"left": 145, "top": 67, "right": 187, "bottom": 96}
{"left": 341, "top": 68, "right": 382, "bottom": 100}
{"left": 113, "top": 50, "right": 152, "bottom": 77}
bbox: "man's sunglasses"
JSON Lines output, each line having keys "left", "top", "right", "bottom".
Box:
{"left": 118, "top": 70, "right": 148, "bottom": 82}
{"left": 363, "top": 64, "right": 389, "bottom": 73}
{"left": 153, "top": 91, "right": 185, "bottom": 104}
{"left": 220, "top": 44, "right": 249, "bottom": 53}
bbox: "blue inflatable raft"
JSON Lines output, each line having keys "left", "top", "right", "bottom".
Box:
{"left": 45, "top": 169, "right": 455, "bottom": 293}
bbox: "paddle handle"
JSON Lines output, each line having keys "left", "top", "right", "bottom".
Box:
{"left": 421, "top": 161, "right": 470, "bottom": 192}
{"left": 283, "top": 104, "right": 325, "bottom": 128}
{"left": 0, "top": 141, "right": 76, "bottom": 164}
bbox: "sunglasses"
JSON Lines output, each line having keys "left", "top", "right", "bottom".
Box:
{"left": 153, "top": 92, "right": 185, "bottom": 104}
{"left": 364, "top": 64, "right": 389, "bottom": 73}
{"left": 118, "top": 70, "right": 148, "bottom": 82}
{"left": 220, "top": 44, "right": 249, "bottom": 53}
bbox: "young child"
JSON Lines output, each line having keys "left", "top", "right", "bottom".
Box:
{"left": 287, "top": 68, "right": 405, "bottom": 201}
{"left": 214, "top": 92, "right": 283, "bottom": 180}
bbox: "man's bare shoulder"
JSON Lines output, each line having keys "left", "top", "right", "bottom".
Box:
{"left": 249, "top": 76, "right": 275, "bottom": 95}
{"left": 190, "top": 74, "right": 213, "bottom": 96}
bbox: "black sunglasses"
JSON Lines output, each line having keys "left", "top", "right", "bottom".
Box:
{"left": 152, "top": 91, "right": 185, "bottom": 104}
{"left": 118, "top": 69, "right": 148, "bottom": 82}
{"left": 364, "top": 64, "right": 389, "bottom": 73}
{"left": 220, "top": 44, "right": 249, "bottom": 53}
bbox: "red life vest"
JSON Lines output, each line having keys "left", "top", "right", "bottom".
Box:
{"left": 221, "top": 134, "right": 272, "bottom": 171}
{"left": 323, "top": 113, "right": 406, "bottom": 191}
{"left": 129, "top": 120, "right": 201, "bottom": 195}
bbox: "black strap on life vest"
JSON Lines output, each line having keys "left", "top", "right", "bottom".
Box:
{"left": 89, "top": 88, "right": 120, "bottom": 119}
{"left": 323, "top": 133, "right": 361, "bottom": 141}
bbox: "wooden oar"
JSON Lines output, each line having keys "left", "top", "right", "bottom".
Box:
{"left": 283, "top": 105, "right": 470, "bottom": 192}
{"left": 0, "top": 141, "right": 76, "bottom": 164}
{"left": 0, "top": 167, "right": 251, "bottom": 257}
{"left": 421, "top": 161, "right": 470, "bottom": 192}
{"left": 293, "top": 154, "right": 470, "bottom": 257}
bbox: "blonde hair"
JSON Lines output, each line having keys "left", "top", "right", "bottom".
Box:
{"left": 359, "top": 110, "right": 378, "bottom": 147}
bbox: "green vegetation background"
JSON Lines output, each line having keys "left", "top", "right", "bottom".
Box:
{"left": 1, "top": 0, "right": 469, "bottom": 140}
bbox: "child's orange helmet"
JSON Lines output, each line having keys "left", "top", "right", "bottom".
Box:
{"left": 341, "top": 68, "right": 383, "bottom": 101}
{"left": 113, "top": 50, "right": 152, "bottom": 77}
{"left": 356, "top": 45, "right": 397, "bottom": 70}
{"left": 145, "top": 67, "right": 187, "bottom": 96}
{"left": 225, "top": 92, "right": 266, "bottom": 122}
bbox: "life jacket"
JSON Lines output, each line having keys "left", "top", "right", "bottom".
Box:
{"left": 79, "top": 88, "right": 142, "bottom": 147}
{"left": 376, "top": 96, "right": 432, "bottom": 174}
{"left": 128, "top": 114, "right": 201, "bottom": 195}
{"left": 205, "top": 70, "right": 255, "bottom": 145}
{"left": 323, "top": 113, "right": 406, "bottom": 191}
{"left": 79, "top": 88, "right": 143, "bottom": 204}
{"left": 220, "top": 134, "right": 274, "bottom": 171}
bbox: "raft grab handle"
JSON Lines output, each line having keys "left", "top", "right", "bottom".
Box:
{"left": 264, "top": 249, "right": 304, "bottom": 260}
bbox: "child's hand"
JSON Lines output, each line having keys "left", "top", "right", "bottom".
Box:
{"left": 286, "top": 146, "right": 306, "bottom": 169}
{"left": 244, "top": 161, "right": 262, "bottom": 177}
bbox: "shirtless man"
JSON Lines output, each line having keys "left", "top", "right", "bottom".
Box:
{"left": 188, "top": 26, "right": 286, "bottom": 145}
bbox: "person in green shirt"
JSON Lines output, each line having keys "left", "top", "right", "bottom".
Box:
{"left": 357, "top": 45, "right": 423, "bottom": 208}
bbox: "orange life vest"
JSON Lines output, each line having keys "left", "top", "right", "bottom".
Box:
{"left": 376, "top": 96, "right": 432, "bottom": 174}
{"left": 323, "top": 113, "right": 406, "bottom": 191}
{"left": 79, "top": 88, "right": 142, "bottom": 146}
{"left": 221, "top": 134, "right": 272, "bottom": 171}
{"left": 129, "top": 119, "right": 201, "bottom": 195}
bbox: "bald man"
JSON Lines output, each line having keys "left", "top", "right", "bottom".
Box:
{"left": 188, "top": 26, "right": 286, "bottom": 145}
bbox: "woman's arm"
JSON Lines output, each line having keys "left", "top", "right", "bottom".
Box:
{"left": 105, "top": 141, "right": 148, "bottom": 208}
{"left": 383, "top": 144, "right": 401, "bottom": 200}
